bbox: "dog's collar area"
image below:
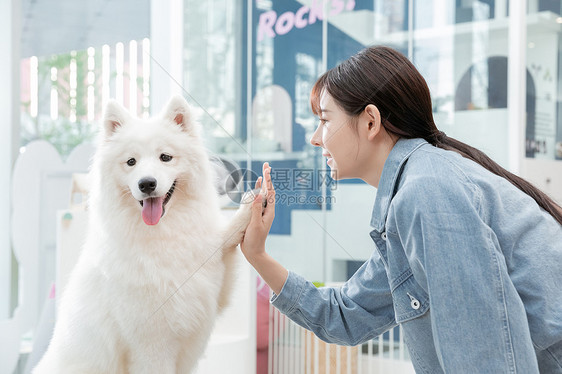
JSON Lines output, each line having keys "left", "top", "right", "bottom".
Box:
{"left": 139, "top": 180, "right": 177, "bottom": 207}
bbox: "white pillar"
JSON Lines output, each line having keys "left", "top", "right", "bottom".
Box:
{"left": 245, "top": 2, "right": 257, "bottom": 373}
{"left": 0, "top": 1, "right": 22, "bottom": 373}
{"left": 508, "top": 0, "right": 526, "bottom": 174}
{"left": 149, "top": 0, "right": 184, "bottom": 114}
{"left": 0, "top": 0, "right": 20, "bottom": 320}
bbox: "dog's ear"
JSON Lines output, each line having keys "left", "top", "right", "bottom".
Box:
{"left": 163, "top": 95, "right": 200, "bottom": 135}
{"left": 102, "top": 100, "right": 128, "bottom": 136}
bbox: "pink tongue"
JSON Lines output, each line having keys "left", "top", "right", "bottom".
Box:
{"left": 141, "top": 197, "right": 164, "bottom": 225}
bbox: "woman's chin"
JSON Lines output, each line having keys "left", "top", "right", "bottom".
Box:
{"left": 327, "top": 161, "right": 341, "bottom": 180}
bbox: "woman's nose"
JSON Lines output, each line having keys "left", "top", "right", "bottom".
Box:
{"left": 309, "top": 126, "right": 322, "bottom": 147}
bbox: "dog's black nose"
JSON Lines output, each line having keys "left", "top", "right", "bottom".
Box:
{"left": 138, "top": 177, "right": 157, "bottom": 194}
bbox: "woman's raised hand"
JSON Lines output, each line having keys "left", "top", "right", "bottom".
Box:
{"left": 240, "top": 162, "right": 276, "bottom": 262}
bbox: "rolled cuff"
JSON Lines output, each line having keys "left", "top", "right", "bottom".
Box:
{"left": 270, "top": 271, "right": 306, "bottom": 314}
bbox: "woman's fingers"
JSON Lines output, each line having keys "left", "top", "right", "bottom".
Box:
{"left": 249, "top": 162, "right": 275, "bottom": 225}
{"left": 262, "top": 164, "right": 275, "bottom": 225}
{"left": 265, "top": 164, "right": 275, "bottom": 200}
{"left": 261, "top": 163, "right": 268, "bottom": 195}
{"left": 251, "top": 193, "right": 264, "bottom": 220}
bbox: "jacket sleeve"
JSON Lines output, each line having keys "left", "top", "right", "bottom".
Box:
{"left": 393, "top": 178, "right": 540, "bottom": 373}
{"left": 271, "top": 249, "right": 397, "bottom": 346}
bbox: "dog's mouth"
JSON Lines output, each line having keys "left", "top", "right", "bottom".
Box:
{"left": 139, "top": 181, "right": 176, "bottom": 225}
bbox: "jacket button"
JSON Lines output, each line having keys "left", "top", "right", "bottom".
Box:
{"left": 381, "top": 232, "right": 387, "bottom": 240}
{"left": 407, "top": 292, "right": 421, "bottom": 310}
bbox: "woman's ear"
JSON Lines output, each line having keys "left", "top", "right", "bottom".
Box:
{"left": 363, "top": 104, "right": 381, "bottom": 141}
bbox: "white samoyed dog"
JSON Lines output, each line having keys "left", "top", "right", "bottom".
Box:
{"left": 33, "top": 96, "right": 261, "bottom": 374}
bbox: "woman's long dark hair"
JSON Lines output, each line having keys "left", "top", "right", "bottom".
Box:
{"left": 311, "top": 45, "right": 562, "bottom": 225}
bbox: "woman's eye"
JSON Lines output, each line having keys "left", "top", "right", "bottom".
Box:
{"left": 126, "top": 158, "right": 136, "bottom": 167}
{"left": 319, "top": 118, "right": 328, "bottom": 126}
{"left": 160, "top": 154, "right": 173, "bottom": 162}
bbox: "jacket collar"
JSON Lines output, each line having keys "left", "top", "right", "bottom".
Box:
{"left": 370, "top": 138, "right": 428, "bottom": 231}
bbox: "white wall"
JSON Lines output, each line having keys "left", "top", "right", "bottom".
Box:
{"left": 0, "top": 0, "right": 20, "bottom": 321}
{"left": 522, "top": 159, "right": 562, "bottom": 204}
{"left": 0, "top": 1, "right": 22, "bottom": 373}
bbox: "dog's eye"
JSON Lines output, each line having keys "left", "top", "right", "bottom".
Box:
{"left": 126, "top": 158, "right": 136, "bottom": 167}
{"left": 160, "top": 154, "right": 173, "bottom": 162}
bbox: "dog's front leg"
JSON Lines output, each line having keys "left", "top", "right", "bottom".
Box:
{"left": 221, "top": 188, "right": 266, "bottom": 252}
{"left": 217, "top": 188, "right": 266, "bottom": 313}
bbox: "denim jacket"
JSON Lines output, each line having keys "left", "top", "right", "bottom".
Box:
{"left": 271, "top": 138, "right": 562, "bottom": 373}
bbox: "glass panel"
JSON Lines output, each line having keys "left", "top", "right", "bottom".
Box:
{"left": 249, "top": 0, "right": 413, "bottom": 285}
{"left": 323, "top": 1, "right": 409, "bottom": 284}
{"left": 526, "top": 0, "right": 562, "bottom": 160}
{"left": 328, "top": 0, "right": 410, "bottom": 67}
{"left": 319, "top": 0, "right": 411, "bottom": 364}
{"left": 252, "top": 0, "right": 329, "bottom": 284}
{"left": 414, "top": 0, "right": 511, "bottom": 168}
{"left": 14, "top": 1, "right": 150, "bottom": 370}
{"left": 453, "top": 0, "right": 505, "bottom": 24}
{"left": 183, "top": 0, "right": 245, "bottom": 155}
{"left": 20, "top": 1, "right": 150, "bottom": 156}
{"left": 20, "top": 41, "right": 151, "bottom": 157}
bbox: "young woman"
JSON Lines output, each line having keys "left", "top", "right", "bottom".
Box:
{"left": 240, "top": 46, "right": 562, "bottom": 373}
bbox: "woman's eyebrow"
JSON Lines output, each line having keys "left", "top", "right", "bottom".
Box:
{"left": 319, "top": 108, "right": 331, "bottom": 113}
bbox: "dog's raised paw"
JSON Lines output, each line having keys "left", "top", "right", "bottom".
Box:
{"left": 222, "top": 188, "right": 267, "bottom": 250}
{"left": 240, "top": 188, "right": 267, "bottom": 207}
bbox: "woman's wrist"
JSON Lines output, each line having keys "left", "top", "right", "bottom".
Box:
{"left": 245, "top": 251, "right": 288, "bottom": 295}
{"left": 245, "top": 249, "right": 268, "bottom": 268}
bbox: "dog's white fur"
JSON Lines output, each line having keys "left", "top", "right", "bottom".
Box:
{"left": 33, "top": 96, "right": 257, "bottom": 373}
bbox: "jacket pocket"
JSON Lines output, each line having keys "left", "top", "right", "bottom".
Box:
{"left": 390, "top": 269, "right": 430, "bottom": 323}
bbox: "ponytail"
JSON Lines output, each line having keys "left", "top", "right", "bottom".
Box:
{"left": 428, "top": 131, "right": 562, "bottom": 225}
